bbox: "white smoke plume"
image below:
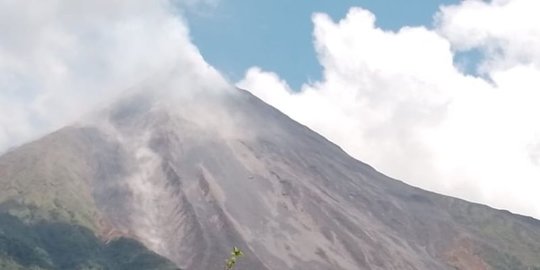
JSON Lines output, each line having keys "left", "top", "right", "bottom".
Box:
{"left": 0, "top": 0, "right": 226, "bottom": 152}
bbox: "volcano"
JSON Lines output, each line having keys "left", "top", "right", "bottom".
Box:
{"left": 1, "top": 86, "right": 539, "bottom": 270}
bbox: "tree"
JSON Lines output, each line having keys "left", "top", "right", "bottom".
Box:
{"left": 224, "top": 247, "right": 244, "bottom": 270}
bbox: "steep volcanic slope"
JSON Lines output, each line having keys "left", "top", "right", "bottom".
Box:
{"left": 1, "top": 87, "right": 540, "bottom": 270}
{"left": 0, "top": 118, "right": 179, "bottom": 269}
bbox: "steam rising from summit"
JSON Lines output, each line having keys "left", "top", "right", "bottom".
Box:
{"left": 0, "top": 0, "right": 225, "bottom": 152}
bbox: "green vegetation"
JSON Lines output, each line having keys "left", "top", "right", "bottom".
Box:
{"left": 224, "top": 247, "right": 244, "bottom": 270}
{"left": 0, "top": 213, "right": 178, "bottom": 270}
{"left": 448, "top": 202, "right": 540, "bottom": 269}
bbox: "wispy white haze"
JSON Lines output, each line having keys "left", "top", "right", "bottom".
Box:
{"left": 0, "top": 0, "right": 225, "bottom": 152}
{"left": 238, "top": 0, "right": 540, "bottom": 218}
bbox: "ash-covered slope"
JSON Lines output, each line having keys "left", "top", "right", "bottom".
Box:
{"left": 1, "top": 87, "right": 540, "bottom": 270}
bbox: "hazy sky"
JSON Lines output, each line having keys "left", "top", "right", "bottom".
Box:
{"left": 1, "top": 0, "right": 540, "bottom": 219}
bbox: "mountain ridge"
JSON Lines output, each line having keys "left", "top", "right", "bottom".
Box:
{"left": 1, "top": 88, "right": 540, "bottom": 269}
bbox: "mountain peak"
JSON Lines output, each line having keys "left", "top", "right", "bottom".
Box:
{"left": 1, "top": 86, "right": 540, "bottom": 269}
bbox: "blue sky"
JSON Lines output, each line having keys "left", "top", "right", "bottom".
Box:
{"left": 183, "top": 0, "right": 459, "bottom": 88}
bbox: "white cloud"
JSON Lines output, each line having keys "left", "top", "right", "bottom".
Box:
{"left": 437, "top": 0, "right": 540, "bottom": 73}
{"left": 238, "top": 1, "right": 540, "bottom": 218}
{"left": 0, "top": 0, "right": 225, "bottom": 152}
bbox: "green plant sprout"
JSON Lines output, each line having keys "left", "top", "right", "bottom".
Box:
{"left": 224, "top": 247, "right": 244, "bottom": 270}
